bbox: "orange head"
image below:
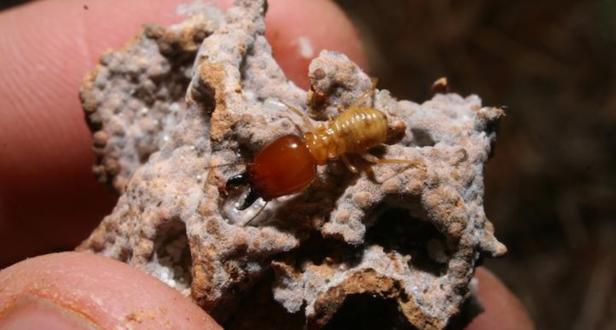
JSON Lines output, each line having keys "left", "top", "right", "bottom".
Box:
{"left": 227, "top": 134, "right": 317, "bottom": 209}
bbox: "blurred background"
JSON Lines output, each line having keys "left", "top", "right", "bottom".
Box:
{"left": 1, "top": 0, "right": 614, "bottom": 329}
{"left": 334, "top": 0, "right": 616, "bottom": 329}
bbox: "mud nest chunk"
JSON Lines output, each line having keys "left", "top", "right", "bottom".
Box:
{"left": 78, "top": 1, "right": 506, "bottom": 329}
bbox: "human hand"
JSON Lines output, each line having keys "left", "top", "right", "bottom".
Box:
{"left": 0, "top": 0, "right": 365, "bottom": 267}
{"left": 0, "top": 0, "right": 531, "bottom": 328}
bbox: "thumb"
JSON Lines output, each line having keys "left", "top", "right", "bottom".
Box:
{"left": 0, "top": 0, "right": 366, "bottom": 266}
{"left": 0, "top": 252, "right": 221, "bottom": 329}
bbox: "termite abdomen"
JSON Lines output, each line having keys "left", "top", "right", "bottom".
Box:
{"left": 304, "top": 107, "right": 388, "bottom": 165}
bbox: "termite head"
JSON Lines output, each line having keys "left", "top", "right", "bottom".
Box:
{"left": 226, "top": 134, "right": 317, "bottom": 210}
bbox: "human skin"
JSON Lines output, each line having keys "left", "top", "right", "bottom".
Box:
{"left": 0, "top": 0, "right": 533, "bottom": 328}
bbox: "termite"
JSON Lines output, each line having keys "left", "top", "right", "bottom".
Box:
{"left": 210, "top": 83, "right": 424, "bottom": 225}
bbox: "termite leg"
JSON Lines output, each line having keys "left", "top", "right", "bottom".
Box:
{"left": 361, "top": 153, "right": 426, "bottom": 182}
{"left": 364, "top": 154, "right": 426, "bottom": 170}
{"left": 204, "top": 157, "right": 248, "bottom": 170}
{"left": 245, "top": 200, "right": 269, "bottom": 226}
{"left": 361, "top": 153, "right": 381, "bottom": 164}
{"left": 281, "top": 101, "right": 315, "bottom": 132}
{"left": 341, "top": 154, "right": 358, "bottom": 174}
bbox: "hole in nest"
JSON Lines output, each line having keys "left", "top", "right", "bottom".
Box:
{"left": 238, "top": 48, "right": 250, "bottom": 84}
{"left": 150, "top": 217, "right": 193, "bottom": 294}
{"left": 366, "top": 207, "right": 449, "bottom": 275}
{"left": 410, "top": 128, "right": 436, "bottom": 147}
{"left": 281, "top": 232, "right": 361, "bottom": 268}
{"left": 445, "top": 294, "right": 484, "bottom": 330}
{"left": 223, "top": 270, "right": 305, "bottom": 330}
{"left": 323, "top": 294, "right": 416, "bottom": 330}
{"left": 193, "top": 80, "right": 217, "bottom": 113}
{"left": 137, "top": 138, "right": 161, "bottom": 163}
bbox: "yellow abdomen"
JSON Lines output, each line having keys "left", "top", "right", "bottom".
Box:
{"left": 304, "top": 107, "right": 388, "bottom": 165}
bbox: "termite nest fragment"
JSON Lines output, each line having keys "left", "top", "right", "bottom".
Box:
{"left": 77, "top": 0, "right": 507, "bottom": 329}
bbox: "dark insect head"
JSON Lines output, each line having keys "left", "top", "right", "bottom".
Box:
{"left": 225, "top": 171, "right": 260, "bottom": 210}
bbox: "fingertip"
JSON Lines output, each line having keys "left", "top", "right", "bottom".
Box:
{"left": 0, "top": 252, "right": 221, "bottom": 329}
{"left": 467, "top": 267, "right": 534, "bottom": 330}
{"left": 264, "top": 0, "right": 367, "bottom": 88}
{"left": 215, "top": 0, "right": 368, "bottom": 88}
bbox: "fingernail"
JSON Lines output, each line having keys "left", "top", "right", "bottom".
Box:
{"left": 0, "top": 296, "right": 97, "bottom": 330}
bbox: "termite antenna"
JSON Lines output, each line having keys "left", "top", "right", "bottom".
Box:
{"left": 280, "top": 100, "right": 315, "bottom": 132}
{"left": 376, "top": 159, "right": 427, "bottom": 183}
{"left": 204, "top": 162, "right": 245, "bottom": 169}
{"left": 245, "top": 200, "right": 269, "bottom": 226}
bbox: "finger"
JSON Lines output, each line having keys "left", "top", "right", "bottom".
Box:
{"left": 0, "top": 0, "right": 189, "bottom": 267}
{"left": 0, "top": 252, "right": 221, "bottom": 329}
{"left": 467, "top": 267, "right": 534, "bottom": 330}
{"left": 216, "top": 0, "right": 367, "bottom": 88}
{"left": 0, "top": 0, "right": 367, "bottom": 265}
{"left": 263, "top": 0, "right": 367, "bottom": 88}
